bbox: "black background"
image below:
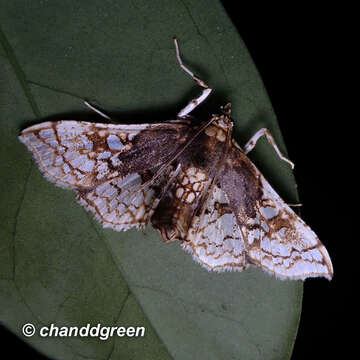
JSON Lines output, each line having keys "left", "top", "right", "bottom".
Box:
{"left": 1, "top": 2, "right": 345, "bottom": 359}
{"left": 221, "top": 2, "right": 345, "bottom": 359}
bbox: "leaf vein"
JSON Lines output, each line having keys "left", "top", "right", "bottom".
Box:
{"left": 0, "top": 24, "right": 41, "bottom": 117}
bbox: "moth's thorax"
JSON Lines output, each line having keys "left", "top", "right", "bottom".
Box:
{"left": 204, "top": 116, "right": 229, "bottom": 143}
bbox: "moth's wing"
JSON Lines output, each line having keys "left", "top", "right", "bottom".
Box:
{"left": 76, "top": 166, "right": 175, "bottom": 230}
{"left": 182, "top": 185, "right": 248, "bottom": 271}
{"left": 19, "top": 120, "right": 189, "bottom": 190}
{"left": 219, "top": 146, "right": 333, "bottom": 280}
{"left": 249, "top": 174, "right": 334, "bottom": 280}
{"left": 151, "top": 164, "right": 212, "bottom": 242}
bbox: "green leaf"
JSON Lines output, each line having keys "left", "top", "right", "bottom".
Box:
{"left": 0, "top": 1, "right": 302, "bottom": 359}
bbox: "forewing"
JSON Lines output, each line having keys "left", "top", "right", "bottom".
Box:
{"left": 219, "top": 146, "right": 333, "bottom": 280}
{"left": 19, "top": 120, "right": 188, "bottom": 189}
{"left": 182, "top": 185, "right": 248, "bottom": 271}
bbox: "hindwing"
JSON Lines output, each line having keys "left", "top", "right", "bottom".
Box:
{"left": 218, "top": 145, "right": 333, "bottom": 280}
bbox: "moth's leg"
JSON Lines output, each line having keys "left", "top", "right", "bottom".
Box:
{"left": 84, "top": 101, "right": 112, "bottom": 121}
{"left": 174, "top": 37, "right": 212, "bottom": 118}
{"left": 244, "top": 128, "right": 295, "bottom": 169}
{"left": 174, "top": 37, "right": 209, "bottom": 88}
{"left": 177, "top": 88, "right": 212, "bottom": 118}
{"left": 288, "top": 203, "right": 303, "bottom": 207}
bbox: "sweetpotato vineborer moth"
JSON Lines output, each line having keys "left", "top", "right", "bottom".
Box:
{"left": 19, "top": 38, "right": 333, "bottom": 280}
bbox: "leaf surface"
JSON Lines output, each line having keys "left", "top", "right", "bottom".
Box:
{"left": 0, "top": 1, "right": 302, "bottom": 359}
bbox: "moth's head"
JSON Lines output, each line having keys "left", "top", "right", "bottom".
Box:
{"left": 220, "top": 103, "right": 231, "bottom": 118}
{"left": 204, "top": 103, "right": 233, "bottom": 142}
{"left": 217, "top": 102, "right": 233, "bottom": 128}
{"left": 216, "top": 102, "right": 233, "bottom": 128}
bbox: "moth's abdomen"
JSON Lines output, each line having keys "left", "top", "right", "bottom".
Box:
{"left": 152, "top": 164, "right": 211, "bottom": 242}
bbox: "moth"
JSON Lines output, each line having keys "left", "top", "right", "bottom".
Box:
{"left": 19, "top": 38, "right": 333, "bottom": 280}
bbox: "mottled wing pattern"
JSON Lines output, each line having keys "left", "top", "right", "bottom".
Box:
{"left": 19, "top": 120, "right": 188, "bottom": 189}
{"left": 19, "top": 121, "right": 141, "bottom": 188}
{"left": 76, "top": 168, "right": 174, "bottom": 230}
{"left": 219, "top": 146, "right": 333, "bottom": 280}
{"left": 19, "top": 119, "right": 190, "bottom": 230}
{"left": 182, "top": 185, "right": 248, "bottom": 271}
{"left": 247, "top": 175, "right": 333, "bottom": 279}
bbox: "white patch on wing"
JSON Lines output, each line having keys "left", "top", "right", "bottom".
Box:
{"left": 107, "top": 134, "right": 123, "bottom": 150}
{"left": 259, "top": 206, "right": 278, "bottom": 220}
{"left": 182, "top": 185, "right": 248, "bottom": 272}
